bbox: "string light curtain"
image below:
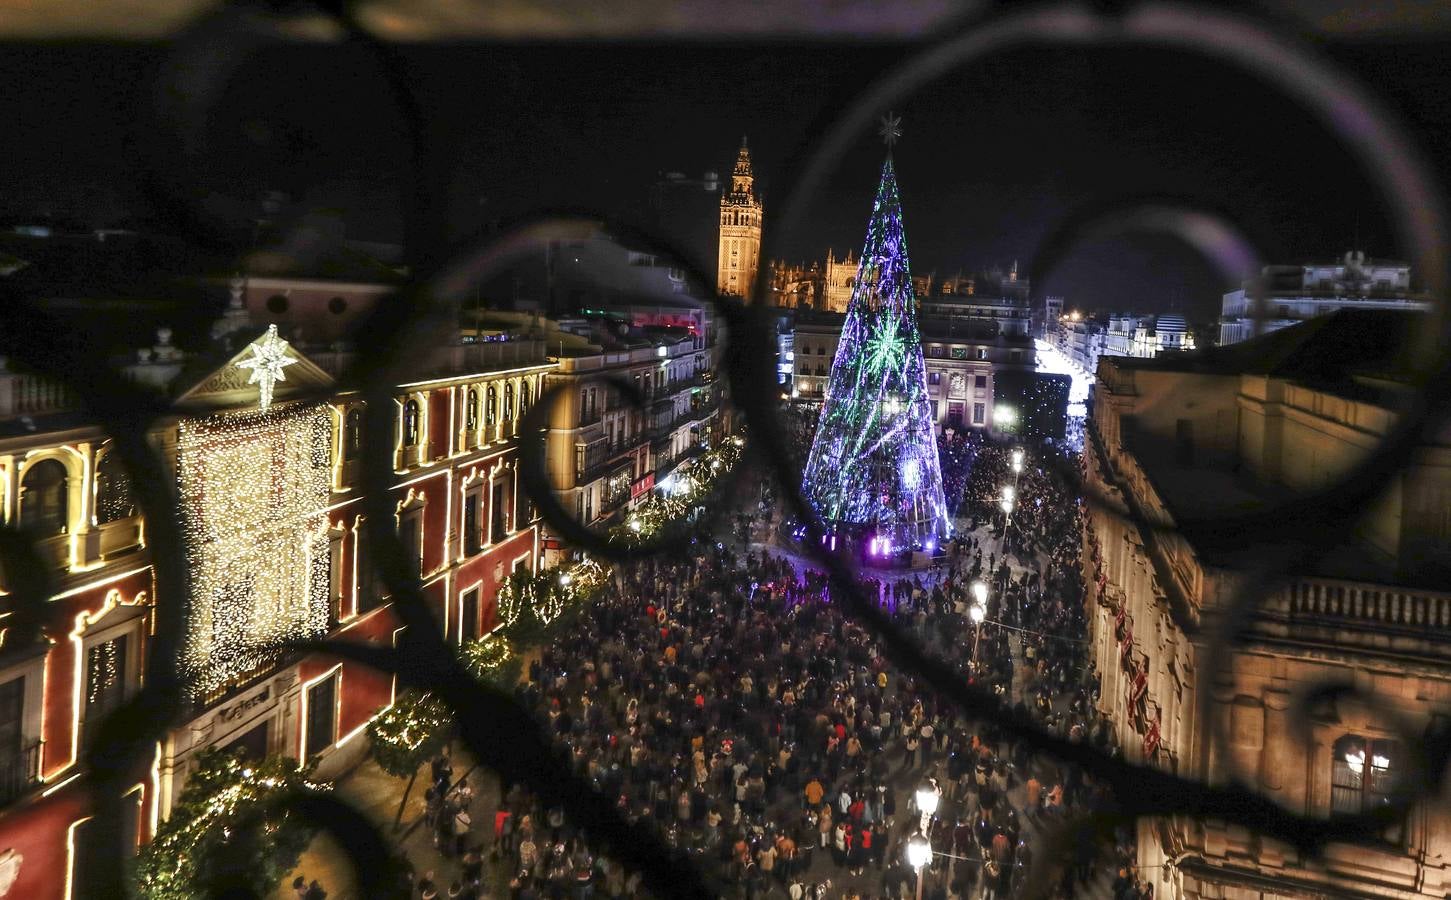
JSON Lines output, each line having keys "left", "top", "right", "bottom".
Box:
{"left": 177, "top": 403, "right": 333, "bottom": 698}
{"left": 801, "top": 152, "right": 949, "bottom": 548}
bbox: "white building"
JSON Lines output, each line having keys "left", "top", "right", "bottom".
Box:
{"left": 1104, "top": 313, "right": 1195, "bottom": 359}
{"left": 1219, "top": 250, "right": 1430, "bottom": 345}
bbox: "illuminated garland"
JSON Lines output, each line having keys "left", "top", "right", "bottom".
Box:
{"left": 617, "top": 437, "right": 743, "bottom": 543}
{"left": 176, "top": 403, "right": 332, "bottom": 698}
{"left": 799, "top": 154, "right": 950, "bottom": 547}
{"left": 495, "top": 557, "right": 608, "bottom": 631}
{"left": 135, "top": 748, "right": 323, "bottom": 900}
{"left": 367, "top": 691, "right": 454, "bottom": 778}
{"left": 460, "top": 633, "right": 513, "bottom": 676}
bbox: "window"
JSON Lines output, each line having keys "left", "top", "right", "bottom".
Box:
{"left": 520, "top": 382, "right": 531, "bottom": 419}
{"left": 1010, "top": 350, "right": 1022, "bottom": 363}
{"left": 83, "top": 635, "right": 129, "bottom": 746}
{"left": 929, "top": 346, "right": 943, "bottom": 358}
{"left": 0, "top": 678, "right": 30, "bottom": 804}
{"left": 95, "top": 453, "right": 136, "bottom": 524}
{"left": 487, "top": 386, "right": 499, "bottom": 428}
{"left": 491, "top": 480, "right": 509, "bottom": 544}
{"left": 817, "top": 347, "right": 825, "bottom": 356}
{"left": 976, "top": 348, "right": 988, "bottom": 360}
{"left": 398, "top": 512, "right": 422, "bottom": 577}
{"left": 973, "top": 403, "right": 985, "bottom": 425}
{"left": 951, "top": 346, "right": 967, "bottom": 360}
{"left": 402, "top": 399, "right": 421, "bottom": 447}
{"left": 931, "top": 401, "right": 940, "bottom": 418}
{"left": 464, "top": 488, "right": 483, "bottom": 556}
{"left": 304, "top": 672, "right": 339, "bottom": 758}
{"left": 974, "top": 375, "right": 987, "bottom": 389}
{"left": 344, "top": 409, "right": 363, "bottom": 460}
{"left": 515, "top": 471, "right": 529, "bottom": 529}
{"left": 356, "top": 523, "right": 380, "bottom": 613}
{"left": 327, "top": 296, "right": 348, "bottom": 315}
{"left": 459, "top": 587, "right": 481, "bottom": 644}
{"left": 466, "top": 388, "right": 479, "bottom": 432}
{"left": 503, "top": 383, "right": 515, "bottom": 424}
{"left": 266, "top": 294, "right": 289, "bottom": 314}
{"left": 1332, "top": 735, "right": 1401, "bottom": 816}
{"left": 20, "top": 459, "right": 68, "bottom": 535}
{"left": 928, "top": 372, "right": 940, "bottom": 385}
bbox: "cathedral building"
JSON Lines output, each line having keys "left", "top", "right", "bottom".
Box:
{"left": 717, "top": 137, "right": 763, "bottom": 303}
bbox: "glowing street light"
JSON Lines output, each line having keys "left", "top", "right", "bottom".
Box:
{"left": 1011, "top": 447, "right": 1024, "bottom": 473}
{"left": 915, "top": 782, "right": 940, "bottom": 819}
{"left": 971, "top": 580, "right": 988, "bottom": 607}
{"left": 994, "top": 405, "right": 1017, "bottom": 426}
{"left": 906, "top": 834, "right": 931, "bottom": 870}
{"left": 968, "top": 603, "right": 986, "bottom": 624}
{"left": 906, "top": 834, "right": 931, "bottom": 900}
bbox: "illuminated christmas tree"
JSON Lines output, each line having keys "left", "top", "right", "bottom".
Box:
{"left": 801, "top": 117, "right": 950, "bottom": 554}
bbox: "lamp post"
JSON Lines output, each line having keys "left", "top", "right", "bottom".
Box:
{"left": 968, "top": 588, "right": 987, "bottom": 670}
{"left": 906, "top": 833, "right": 931, "bottom": 900}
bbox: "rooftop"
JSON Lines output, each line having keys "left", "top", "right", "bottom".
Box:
{"left": 1106, "top": 308, "right": 1425, "bottom": 403}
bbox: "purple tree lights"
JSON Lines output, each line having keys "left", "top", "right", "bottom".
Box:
{"left": 801, "top": 148, "right": 950, "bottom": 554}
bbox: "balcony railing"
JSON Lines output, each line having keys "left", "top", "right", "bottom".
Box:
{"left": 1276, "top": 577, "right": 1451, "bottom": 634}
{"left": 0, "top": 369, "right": 78, "bottom": 419}
{"left": 0, "top": 741, "right": 42, "bottom": 807}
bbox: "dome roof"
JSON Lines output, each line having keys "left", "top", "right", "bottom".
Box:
{"left": 1155, "top": 314, "right": 1187, "bottom": 333}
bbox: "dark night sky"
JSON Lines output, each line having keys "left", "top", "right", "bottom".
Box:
{"left": 1, "top": 36, "right": 1449, "bottom": 323}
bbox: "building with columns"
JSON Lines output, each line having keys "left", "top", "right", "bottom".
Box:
{"left": 717, "top": 137, "right": 763, "bottom": 303}
{"left": 1083, "top": 309, "right": 1451, "bottom": 900}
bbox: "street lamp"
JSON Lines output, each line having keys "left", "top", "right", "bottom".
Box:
{"left": 906, "top": 833, "right": 931, "bottom": 900}
{"left": 915, "top": 781, "right": 940, "bottom": 824}
{"left": 1011, "top": 447, "right": 1024, "bottom": 473}
{"left": 969, "top": 598, "right": 986, "bottom": 668}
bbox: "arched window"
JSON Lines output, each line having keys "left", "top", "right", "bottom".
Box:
{"left": 21, "top": 458, "right": 69, "bottom": 535}
{"left": 519, "top": 382, "right": 531, "bottom": 418}
{"left": 402, "top": 399, "right": 420, "bottom": 447}
{"left": 1332, "top": 735, "right": 1400, "bottom": 817}
{"left": 345, "top": 409, "right": 363, "bottom": 460}
{"left": 95, "top": 453, "right": 135, "bottom": 524}
{"left": 466, "top": 388, "right": 479, "bottom": 431}
{"left": 503, "top": 383, "right": 514, "bottom": 422}
{"left": 486, "top": 386, "right": 498, "bottom": 426}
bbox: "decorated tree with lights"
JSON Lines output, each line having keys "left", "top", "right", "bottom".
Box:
{"left": 135, "top": 748, "right": 321, "bottom": 900}
{"left": 801, "top": 117, "right": 950, "bottom": 550}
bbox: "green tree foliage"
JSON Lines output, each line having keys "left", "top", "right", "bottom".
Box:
{"left": 367, "top": 690, "right": 453, "bottom": 780}
{"left": 134, "top": 748, "right": 321, "bottom": 900}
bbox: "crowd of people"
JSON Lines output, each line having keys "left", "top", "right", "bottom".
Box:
{"left": 425, "top": 440, "right": 1152, "bottom": 900}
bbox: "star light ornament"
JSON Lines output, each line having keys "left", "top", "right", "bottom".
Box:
{"left": 236, "top": 324, "right": 297, "bottom": 411}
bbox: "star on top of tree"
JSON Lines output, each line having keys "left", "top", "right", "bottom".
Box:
{"left": 236, "top": 324, "right": 297, "bottom": 411}
{"left": 879, "top": 112, "right": 902, "bottom": 148}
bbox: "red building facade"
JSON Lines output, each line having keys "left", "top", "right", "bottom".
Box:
{"left": 0, "top": 323, "right": 550, "bottom": 899}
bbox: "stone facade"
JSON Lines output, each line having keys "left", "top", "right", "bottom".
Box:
{"left": 1084, "top": 338, "right": 1451, "bottom": 900}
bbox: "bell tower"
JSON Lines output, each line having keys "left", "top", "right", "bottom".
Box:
{"left": 717, "top": 136, "right": 764, "bottom": 303}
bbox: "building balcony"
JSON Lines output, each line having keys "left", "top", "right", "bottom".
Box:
{"left": 0, "top": 368, "right": 79, "bottom": 420}
{"left": 1255, "top": 576, "right": 1451, "bottom": 658}
{"left": 0, "top": 742, "right": 41, "bottom": 807}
